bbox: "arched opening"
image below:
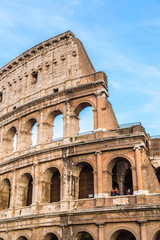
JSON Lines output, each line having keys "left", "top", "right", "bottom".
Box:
{"left": 79, "top": 164, "right": 94, "bottom": 199}
{"left": 17, "top": 173, "right": 33, "bottom": 207}
{"left": 154, "top": 230, "right": 160, "bottom": 240}
{"left": 75, "top": 231, "right": 94, "bottom": 240}
{"left": 53, "top": 113, "right": 63, "bottom": 140}
{"left": 17, "top": 237, "right": 28, "bottom": 240}
{"left": 108, "top": 158, "right": 133, "bottom": 196}
{"left": 0, "top": 178, "right": 11, "bottom": 210}
{"left": 74, "top": 102, "right": 94, "bottom": 136}
{"left": 31, "top": 121, "right": 38, "bottom": 146}
{"left": 72, "top": 162, "right": 94, "bottom": 199}
{"left": 45, "top": 110, "right": 63, "bottom": 143}
{"left": 24, "top": 118, "right": 38, "bottom": 148}
{"left": 156, "top": 167, "right": 160, "bottom": 183}
{"left": 79, "top": 106, "right": 93, "bottom": 134}
{"left": 111, "top": 229, "right": 136, "bottom": 240}
{"left": 44, "top": 233, "right": 59, "bottom": 240}
{"left": 5, "top": 126, "right": 17, "bottom": 153}
{"left": 43, "top": 168, "right": 61, "bottom": 203}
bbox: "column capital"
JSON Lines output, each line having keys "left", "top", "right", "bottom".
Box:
{"left": 133, "top": 143, "right": 145, "bottom": 151}
{"left": 95, "top": 151, "right": 102, "bottom": 155}
{"left": 137, "top": 220, "right": 147, "bottom": 225}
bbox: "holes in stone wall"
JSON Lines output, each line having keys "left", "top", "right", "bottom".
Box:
{"left": 0, "top": 92, "right": 2, "bottom": 103}
{"left": 31, "top": 71, "right": 38, "bottom": 84}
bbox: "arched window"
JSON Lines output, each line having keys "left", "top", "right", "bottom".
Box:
{"left": 111, "top": 158, "right": 133, "bottom": 196}
{"left": 53, "top": 114, "right": 63, "bottom": 140}
{"left": 17, "top": 237, "right": 28, "bottom": 240}
{"left": 17, "top": 173, "right": 33, "bottom": 207}
{"left": 31, "top": 122, "right": 38, "bottom": 146}
{"left": 111, "top": 229, "right": 136, "bottom": 240}
{"left": 75, "top": 231, "right": 94, "bottom": 240}
{"left": 5, "top": 126, "right": 17, "bottom": 153}
{"left": 24, "top": 118, "right": 38, "bottom": 148}
{"left": 0, "top": 179, "right": 11, "bottom": 210}
{"left": 156, "top": 167, "right": 160, "bottom": 183}
{"left": 74, "top": 102, "right": 94, "bottom": 136}
{"left": 43, "top": 168, "right": 61, "bottom": 203}
{"left": 50, "top": 171, "right": 60, "bottom": 202}
{"left": 78, "top": 164, "right": 94, "bottom": 199}
{"left": 27, "top": 176, "right": 33, "bottom": 206}
{"left": 45, "top": 110, "right": 63, "bottom": 143}
{"left": 13, "top": 131, "right": 18, "bottom": 152}
{"left": 44, "top": 233, "right": 59, "bottom": 240}
{"left": 155, "top": 230, "right": 160, "bottom": 240}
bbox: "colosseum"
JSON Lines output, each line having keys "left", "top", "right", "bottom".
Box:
{"left": 0, "top": 30, "right": 160, "bottom": 240}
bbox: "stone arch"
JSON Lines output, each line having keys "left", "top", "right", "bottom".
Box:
{"left": 110, "top": 228, "right": 137, "bottom": 240}
{"left": 16, "top": 236, "right": 28, "bottom": 240}
{"left": 4, "top": 126, "right": 17, "bottom": 154}
{"left": 106, "top": 156, "right": 133, "bottom": 196}
{"left": 42, "top": 167, "right": 61, "bottom": 203}
{"left": 23, "top": 118, "right": 38, "bottom": 148}
{"left": 153, "top": 230, "right": 160, "bottom": 240}
{"left": 73, "top": 101, "right": 94, "bottom": 135}
{"left": 45, "top": 110, "right": 63, "bottom": 142}
{"left": 72, "top": 161, "right": 94, "bottom": 199}
{"left": 156, "top": 167, "right": 160, "bottom": 183}
{"left": 43, "top": 232, "right": 59, "bottom": 240}
{"left": 17, "top": 173, "right": 33, "bottom": 207}
{"left": 74, "top": 101, "right": 95, "bottom": 116}
{"left": 0, "top": 235, "right": 6, "bottom": 240}
{"left": 0, "top": 178, "right": 11, "bottom": 210}
{"left": 74, "top": 230, "right": 94, "bottom": 240}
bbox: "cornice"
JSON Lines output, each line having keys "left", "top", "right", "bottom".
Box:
{"left": 0, "top": 132, "right": 145, "bottom": 169}
{"left": 0, "top": 30, "right": 74, "bottom": 77}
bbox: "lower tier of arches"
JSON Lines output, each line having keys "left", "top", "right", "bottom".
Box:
{"left": 0, "top": 221, "right": 160, "bottom": 240}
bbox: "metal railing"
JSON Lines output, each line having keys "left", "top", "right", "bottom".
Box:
{"left": 119, "top": 122, "right": 141, "bottom": 129}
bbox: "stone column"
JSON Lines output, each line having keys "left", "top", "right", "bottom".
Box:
{"left": 133, "top": 144, "right": 146, "bottom": 194}
{"left": 62, "top": 158, "right": 69, "bottom": 201}
{"left": 63, "top": 101, "right": 70, "bottom": 138}
{"left": 96, "top": 92, "right": 103, "bottom": 130}
{"left": 10, "top": 170, "right": 16, "bottom": 217}
{"left": 138, "top": 221, "right": 147, "bottom": 240}
{"left": 95, "top": 151, "right": 103, "bottom": 197}
{"left": 33, "top": 163, "right": 39, "bottom": 204}
{"left": 97, "top": 223, "right": 105, "bottom": 240}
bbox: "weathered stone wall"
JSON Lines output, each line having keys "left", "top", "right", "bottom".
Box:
{"left": 0, "top": 31, "right": 159, "bottom": 240}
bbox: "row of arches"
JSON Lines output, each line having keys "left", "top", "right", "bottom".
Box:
{"left": 1, "top": 229, "right": 160, "bottom": 240}
{"left": 0, "top": 158, "right": 133, "bottom": 210}
{"left": 5, "top": 104, "right": 94, "bottom": 154}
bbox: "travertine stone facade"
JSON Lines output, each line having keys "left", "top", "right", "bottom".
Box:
{"left": 0, "top": 31, "right": 160, "bottom": 240}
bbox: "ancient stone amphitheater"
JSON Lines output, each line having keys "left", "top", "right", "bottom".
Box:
{"left": 0, "top": 31, "right": 160, "bottom": 240}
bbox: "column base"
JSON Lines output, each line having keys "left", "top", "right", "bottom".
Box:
{"left": 95, "top": 193, "right": 104, "bottom": 198}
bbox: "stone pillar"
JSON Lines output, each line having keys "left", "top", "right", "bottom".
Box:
{"left": 33, "top": 163, "right": 39, "bottom": 204}
{"left": 138, "top": 221, "right": 147, "bottom": 240}
{"left": 62, "top": 158, "right": 69, "bottom": 200}
{"left": 0, "top": 126, "right": 4, "bottom": 159}
{"left": 37, "top": 110, "right": 43, "bottom": 145}
{"left": 10, "top": 170, "right": 18, "bottom": 208}
{"left": 97, "top": 223, "right": 105, "bottom": 240}
{"left": 96, "top": 92, "right": 103, "bottom": 130}
{"left": 63, "top": 101, "right": 70, "bottom": 138}
{"left": 95, "top": 151, "right": 103, "bottom": 197}
{"left": 133, "top": 145, "right": 146, "bottom": 195}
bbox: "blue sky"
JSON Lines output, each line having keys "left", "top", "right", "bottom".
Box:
{"left": 0, "top": 0, "right": 160, "bottom": 135}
